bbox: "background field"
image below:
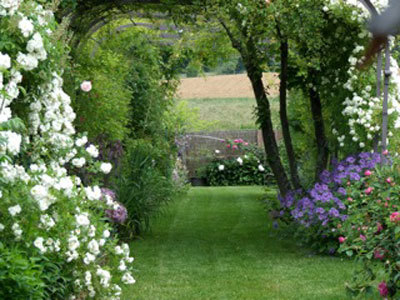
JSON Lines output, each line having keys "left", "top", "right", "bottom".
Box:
{"left": 177, "top": 74, "right": 280, "bottom": 132}
{"left": 177, "top": 73, "right": 279, "bottom": 99}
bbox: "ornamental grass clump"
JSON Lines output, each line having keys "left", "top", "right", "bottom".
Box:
{"left": 278, "top": 152, "right": 381, "bottom": 252}
{"left": 338, "top": 153, "right": 400, "bottom": 298}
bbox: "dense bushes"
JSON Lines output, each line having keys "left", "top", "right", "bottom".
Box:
{"left": 277, "top": 152, "right": 381, "bottom": 253}
{"left": 116, "top": 139, "right": 179, "bottom": 236}
{"left": 206, "top": 140, "right": 273, "bottom": 186}
{"left": 338, "top": 153, "right": 400, "bottom": 298}
{"left": 273, "top": 151, "right": 400, "bottom": 297}
{"left": 65, "top": 22, "right": 187, "bottom": 238}
{"left": 0, "top": 1, "right": 135, "bottom": 298}
{"left": 64, "top": 37, "right": 132, "bottom": 142}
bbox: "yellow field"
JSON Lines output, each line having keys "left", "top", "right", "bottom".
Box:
{"left": 177, "top": 73, "right": 279, "bottom": 99}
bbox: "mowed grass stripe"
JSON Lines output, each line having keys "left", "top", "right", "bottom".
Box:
{"left": 125, "top": 187, "right": 357, "bottom": 299}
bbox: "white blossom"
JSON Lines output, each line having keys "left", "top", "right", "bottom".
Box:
{"left": 100, "top": 163, "right": 112, "bottom": 174}
{"left": 86, "top": 144, "right": 99, "bottom": 158}
{"left": 8, "top": 204, "right": 21, "bottom": 216}
{"left": 18, "top": 17, "right": 34, "bottom": 38}
{"left": 0, "top": 53, "right": 11, "bottom": 69}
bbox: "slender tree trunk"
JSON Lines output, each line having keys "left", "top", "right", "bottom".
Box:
{"left": 246, "top": 62, "right": 292, "bottom": 196}
{"left": 219, "top": 19, "right": 291, "bottom": 196}
{"left": 279, "top": 39, "right": 301, "bottom": 190}
{"left": 309, "top": 84, "right": 329, "bottom": 181}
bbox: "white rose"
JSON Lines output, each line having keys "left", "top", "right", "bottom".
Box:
{"left": 0, "top": 53, "right": 11, "bottom": 69}
{"left": 80, "top": 81, "right": 92, "bottom": 92}
{"left": 18, "top": 17, "right": 34, "bottom": 37}
{"left": 86, "top": 144, "right": 99, "bottom": 158}
{"left": 100, "top": 163, "right": 112, "bottom": 174}
{"left": 8, "top": 204, "right": 21, "bottom": 216}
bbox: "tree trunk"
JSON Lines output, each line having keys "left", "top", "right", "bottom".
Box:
{"left": 246, "top": 62, "right": 292, "bottom": 196}
{"left": 218, "top": 20, "right": 291, "bottom": 196}
{"left": 309, "top": 85, "right": 329, "bottom": 181}
{"left": 279, "top": 39, "right": 302, "bottom": 190}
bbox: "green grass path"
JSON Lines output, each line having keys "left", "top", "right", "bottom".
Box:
{"left": 126, "top": 187, "right": 356, "bottom": 300}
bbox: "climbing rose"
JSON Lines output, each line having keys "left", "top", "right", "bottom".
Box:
{"left": 365, "top": 187, "right": 373, "bottom": 195}
{"left": 374, "top": 249, "right": 385, "bottom": 260}
{"left": 386, "top": 177, "right": 392, "bottom": 184}
{"left": 390, "top": 212, "right": 400, "bottom": 223}
{"left": 338, "top": 236, "right": 346, "bottom": 243}
{"left": 80, "top": 80, "right": 92, "bottom": 92}
{"left": 376, "top": 222, "right": 383, "bottom": 233}
{"left": 360, "top": 234, "right": 366, "bottom": 241}
{"left": 383, "top": 150, "right": 389, "bottom": 155}
{"left": 378, "top": 281, "right": 388, "bottom": 297}
{"left": 364, "top": 170, "right": 372, "bottom": 176}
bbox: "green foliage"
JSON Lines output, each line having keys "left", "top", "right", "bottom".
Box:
{"left": 116, "top": 139, "right": 177, "bottom": 236}
{"left": 0, "top": 244, "right": 45, "bottom": 299}
{"left": 339, "top": 155, "right": 400, "bottom": 298}
{"left": 64, "top": 48, "right": 132, "bottom": 141}
{"left": 205, "top": 141, "right": 273, "bottom": 186}
{"left": 169, "top": 101, "right": 216, "bottom": 133}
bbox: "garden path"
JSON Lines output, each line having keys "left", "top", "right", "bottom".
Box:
{"left": 125, "top": 187, "right": 355, "bottom": 299}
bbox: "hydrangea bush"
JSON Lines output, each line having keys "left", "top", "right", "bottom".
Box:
{"left": 338, "top": 153, "right": 400, "bottom": 298}
{"left": 278, "top": 152, "right": 381, "bottom": 253}
{"left": 0, "top": 0, "right": 135, "bottom": 298}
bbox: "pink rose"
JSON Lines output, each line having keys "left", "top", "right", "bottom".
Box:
{"left": 378, "top": 281, "right": 388, "bottom": 297}
{"left": 360, "top": 234, "right": 366, "bottom": 242}
{"left": 338, "top": 236, "right": 346, "bottom": 243}
{"left": 386, "top": 177, "right": 392, "bottom": 184}
{"left": 390, "top": 212, "right": 400, "bottom": 223}
{"left": 383, "top": 149, "right": 389, "bottom": 155}
{"left": 234, "top": 139, "right": 239, "bottom": 143}
{"left": 374, "top": 249, "right": 385, "bottom": 260}
{"left": 365, "top": 187, "right": 373, "bottom": 195}
{"left": 232, "top": 145, "right": 238, "bottom": 150}
{"left": 80, "top": 80, "right": 92, "bottom": 92}
{"left": 364, "top": 170, "right": 372, "bottom": 176}
{"left": 376, "top": 222, "right": 383, "bottom": 233}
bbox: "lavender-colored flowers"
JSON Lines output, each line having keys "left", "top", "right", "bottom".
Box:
{"left": 279, "top": 152, "right": 381, "bottom": 230}
{"left": 101, "top": 188, "right": 128, "bottom": 224}
{"left": 106, "top": 205, "right": 128, "bottom": 224}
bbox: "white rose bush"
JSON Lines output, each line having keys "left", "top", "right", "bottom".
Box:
{"left": 0, "top": 0, "right": 135, "bottom": 299}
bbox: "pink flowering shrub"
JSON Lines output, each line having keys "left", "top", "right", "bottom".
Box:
{"left": 338, "top": 154, "right": 400, "bottom": 298}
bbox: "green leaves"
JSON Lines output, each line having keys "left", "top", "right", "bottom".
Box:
{"left": 0, "top": 117, "right": 26, "bottom": 133}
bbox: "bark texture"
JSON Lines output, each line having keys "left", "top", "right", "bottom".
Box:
{"left": 279, "top": 39, "right": 301, "bottom": 189}
{"left": 309, "top": 85, "right": 329, "bottom": 181}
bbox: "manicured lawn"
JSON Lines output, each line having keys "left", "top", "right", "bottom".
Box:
{"left": 183, "top": 97, "right": 280, "bottom": 131}
{"left": 125, "top": 187, "right": 357, "bottom": 299}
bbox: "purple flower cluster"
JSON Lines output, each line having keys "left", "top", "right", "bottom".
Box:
{"left": 106, "top": 204, "right": 128, "bottom": 224}
{"left": 279, "top": 152, "right": 381, "bottom": 228}
{"left": 101, "top": 188, "right": 128, "bottom": 224}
